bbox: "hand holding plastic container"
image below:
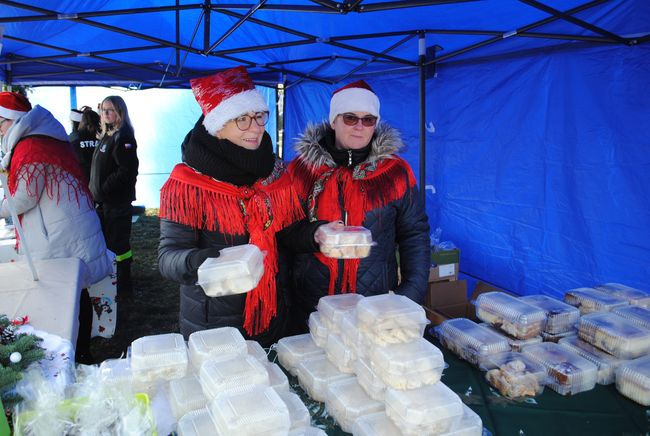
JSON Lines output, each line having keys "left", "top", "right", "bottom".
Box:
{"left": 197, "top": 244, "right": 264, "bottom": 297}
{"left": 315, "top": 221, "right": 375, "bottom": 259}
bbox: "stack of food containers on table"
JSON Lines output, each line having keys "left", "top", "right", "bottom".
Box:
{"left": 520, "top": 294, "right": 580, "bottom": 343}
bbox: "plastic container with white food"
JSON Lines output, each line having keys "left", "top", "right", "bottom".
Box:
{"left": 197, "top": 244, "right": 264, "bottom": 297}
{"left": 577, "top": 311, "right": 650, "bottom": 359}
{"left": 594, "top": 283, "right": 650, "bottom": 308}
{"left": 188, "top": 327, "right": 247, "bottom": 369}
{"left": 308, "top": 311, "right": 328, "bottom": 348}
{"left": 316, "top": 293, "right": 364, "bottom": 334}
{"left": 474, "top": 292, "right": 547, "bottom": 339}
{"left": 481, "top": 351, "right": 547, "bottom": 398}
{"left": 275, "top": 334, "right": 325, "bottom": 376}
{"left": 520, "top": 294, "right": 581, "bottom": 334}
{"left": 277, "top": 390, "right": 311, "bottom": 431}
{"left": 434, "top": 318, "right": 510, "bottom": 366}
{"left": 355, "top": 357, "right": 387, "bottom": 401}
{"left": 318, "top": 225, "right": 375, "bottom": 259}
{"left": 295, "top": 354, "right": 354, "bottom": 402}
{"left": 563, "top": 287, "right": 628, "bottom": 314}
{"left": 130, "top": 333, "right": 188, "bottom": 383}
{"left": 325, "top": 332, "right": 355, "bottom": 374}
{"left": 169, "top": 374, "right": 208, "bottom": 420}
{"left": 558, "top": 336, "right": 624, "bottom": 385}
{"left": 325, "top": 377, "right": 384, "bottom": 433}
{"left": 615, "top": 355, "right": 650, "bottom": 406}
{"left": 356, "top": 293, "right": 429, "bottom": 345}
{"left": 339, "top": 311, "right": 363, "bottom": 360}
{"left": 199, "top": 355, "right": 269, "bottom": 399}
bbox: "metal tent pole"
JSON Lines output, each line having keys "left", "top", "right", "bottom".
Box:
{"left": 418, "top": 32, "right": 426, "bottom": 203}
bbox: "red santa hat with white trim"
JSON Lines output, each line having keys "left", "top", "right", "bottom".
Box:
{"left": 190, "top": 66, "right": 269, "bottom": 136}
{"left": 0, "top": 92, "right": 32, "bottom": 120}
{"left": 329, "top": 80, "right": 380, "bottom": 125}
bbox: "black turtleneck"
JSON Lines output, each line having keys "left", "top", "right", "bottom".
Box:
{"left": 182, "top": 116, "right": 275, "bottom": 186}
{"left": 320, "top": 128, "right": 372, "bottom": 167}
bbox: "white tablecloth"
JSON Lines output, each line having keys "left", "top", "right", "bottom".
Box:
{"left": 0, "top": 257, "right": 83, "bottom": 344}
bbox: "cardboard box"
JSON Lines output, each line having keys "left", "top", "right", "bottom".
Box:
{"left": 429, "top": 248, "right": 460, "bottom": 282}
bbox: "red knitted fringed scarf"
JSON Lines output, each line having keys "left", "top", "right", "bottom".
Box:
{"left": 289, "top": 156, "right": 416, "bottom": 295}
{"left": 159, "top": 163, "right": 305, "bottom": 336}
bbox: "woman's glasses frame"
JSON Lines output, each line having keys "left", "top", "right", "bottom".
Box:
{"left": 340, "top": 113, "right": 378, "bottom": 127}
{"left": 234, "top": 111, "right": 270, "bottom": 131}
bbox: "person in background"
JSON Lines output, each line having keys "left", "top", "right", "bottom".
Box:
{"left": 288, "top": 80, "right": 431, "bottom": 332}
{"left": 69, "top": 106, "right": 101, "bottom": 183}
{"left": 158, "top": 66, "right": 323, "bottom": 347}
{"left": 0, "top": 92, "right": 112, "bottom": 363}
{"left": 89, "top": 96, "right": 139, "bottom": 299}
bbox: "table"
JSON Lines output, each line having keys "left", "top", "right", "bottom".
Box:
{"left": 0, "top": 238, "right": 20, "bottom": 263}
{"left": 0, "top": 257, "right": 84, "bottom": 344}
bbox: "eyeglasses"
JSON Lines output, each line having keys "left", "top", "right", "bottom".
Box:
{"left": 234, "top": 111, "right": 269, "bottom": 131}
{"left": 340, "top": 113, "right": 378, "bottom": 127}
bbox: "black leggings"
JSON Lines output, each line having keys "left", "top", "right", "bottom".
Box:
{"left": 96, "top": 203, "right": 132, "bottom": 261}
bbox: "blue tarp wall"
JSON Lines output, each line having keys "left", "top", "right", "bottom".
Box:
{"left": 284, "top": 42, "right": 650, "bottom": 298}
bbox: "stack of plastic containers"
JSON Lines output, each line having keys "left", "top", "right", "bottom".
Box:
{"left": 435, "top": 318, "right": 510, "bottom": 366}
{"left": 558, "top": 335, "right": 624, "bottom": 385}
{"left": 246, "top": 339, "right": 269, "bottom": 363}
{"left": 318, "top": 225, "right": 375, "bottom": 258}
{"left": 275, "top": 333, "right": 325, "bottom": 376}
{"left": 324, "top": 377, "right": 384, "bottom": 433}
{"left": 356, "top": 293, "right": 429, "bottom": 346}
{"left": 177, "top": 408, "right": 221, "bottom": 436}
{"left": 563, "top": 287, "right": 628, "bottom": 314}
{"left": 520, "top": 294, "right": 580, "bottom": 343}
{"left": 474, "top": 292, "right": 547, "bottom": 339}
{"left": 199, "top": 355, "right": 270, "bottom": 399}
{"left": 276, "top": 391, "right": 311, "bottom": 431}
{"left": 308, "top": 311, "right": 328, "bottom": 348}
{"left": 187, "top": 327, "right": 247, "bottom": 369}
{"left": 354, "top": 357, "right": 387, "bottom": 401}
{"left": 351, "top": 411, "right": 404, "bottom": 436}
{"left": 317, "top": 293, "right": 364, "bottom": 334}
{"left": 295, "top": 353, "right": 355, "bottom": 402}
{"left": 594, "top": 283, "right": 650, "bottom": 308}
{"left": 169, "top": 374, "right": 208, "bottom": 421}
{"left": 612, "top": 305, "right": 650, "bottom": 330}
{"left": 130, "top": 333, "right": 188, "bottom": 384}
{"left": 576, "top": 312, "right": 650, "bottom": 359}
{"left": 340, "top": 311, "right": 364, "bottom": 360}
{"left": 197, "top": 244, "right": 264, "bottom": 297}
{"left": 481, "top": 352, "right": 547, "bottom": 398}
{"left": 615, "top": 355, "right": 650, "bottom": 406}
{"left": 318, "top": 293, "right": 364, "bottom": 373}
{"left": 521, "top": 342, "right": 598, "bottom": 395}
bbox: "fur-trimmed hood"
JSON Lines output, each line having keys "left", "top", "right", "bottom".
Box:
{"left": 294, "top": 121, "right": 405, "bottom": 169}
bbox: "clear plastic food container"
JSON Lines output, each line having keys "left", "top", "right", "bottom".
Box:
{"left": 563, "top": 287, "right": 627, "bottom": 314}
{"left": 481, "top": 352, "right": 546, "bottom": 398}
{"left": 197, "top": 244, "right": 264, "bottom": 297}
{"left": 318, "top": 225, "right": 374, "bottom": 259}
{"left": 308, "top": 311, "right": 328, "bottom": 348}
{"left": 246, "top": 340, "right": 269, "bottom": 363}
{"left": 558, "top": 336, "right": 624, "bottom": 385}
{"left": 474, "top": 292, "right": 546, "bottom": 339}
{"left": 540, "top": 329, "right": 577, "bottom": 343}
{"left": 520, "top": 294, "right": 581, "bottom": 334}
{"left": 325, "top": 332, "right": 355, "bottom": 374}
{"left": 177, "top": 408, "right": 219, "bottom": 436}
{"left": 316, "top": 293, "right": 364, "bottom": 334}
{"left": 384, "top": 382, "right": 463, "bottom": 434}
{"left": 295, "top": 354, "right": 354, "bottom": 402}
{"left": 479, "top": 323, "right": 542, "bottom": 352}
{"left": 355, "top": 357, "right": 387, "bottom": 401}
{"left": 577, "top": 311, "right": 650, "bottom": 359}
{"left": 275, "top": 334, "right": 325, "bottom": 376}
{"left": 444, "top": 403, "right": 483, "bottom": 436}
{"left": 98, "top": 358, "right": 133, "bottom": 387}
{"left": 356, "top": 293, "right": 429, "bottom": 345}
{"left": 188, "top": 327, "right": 247, "bottom": 369}
{"left": 615, "top": 355, "right": 650, "bottom": 406}
{"left": 169, "top": 374, "right": 208, "bottom": 420}
{"left": 288, "top": 427, "right": 327, "bottom": 436}
{"left": 325, "top": 377, "right": 384, "bottom": 433}
{"left": 521, "top": 342, "right": 598, "bottom": 395}
{"left": 208, "top": 384, "right": 290, "bottom": 435}
{"left": 199, "top": 355, "right": 269, "bottom": 399}
{"left": 265, "top": 362, "right": 290, "bottom": 392}
{"left": 276, "top": 390, "right": 310, "bottom": 431}
{"left": 130, "top": 333, "right": 188, "bottom": 383}
{"left": 351, "top": 411, "right": 403, "bottom": 436}
{"left": 612, "top": 305, "right": 650, "bottom": 331}
{"left": 434, "top": 318, "right": 511, "bottom": 366}
{"left": 594, "top": 283, "right": 650, "bottom": 308}
{"left": 340, "top": 311, "right": 363, "bottom": 360}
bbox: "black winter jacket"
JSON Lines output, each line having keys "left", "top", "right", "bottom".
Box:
{"left": 89, "top": 126, "right": 138, "bottom": 205}
{"left": 68, "top": 129, "right": 98, "bottom": 184}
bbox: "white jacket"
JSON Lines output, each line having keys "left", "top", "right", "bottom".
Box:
{"left": 0, "top": 106, "right": 112, "bottom": 287}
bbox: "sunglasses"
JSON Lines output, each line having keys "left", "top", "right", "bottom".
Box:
{"left": 340, "top": 113, "right": 378, "bottom": 127}
{"left": 234, "top": 111, "right": 269, "bottom": 131}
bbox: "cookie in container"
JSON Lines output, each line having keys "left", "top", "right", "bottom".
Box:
{"left": 474, "top": 291, "right": 547, "bottom": 339}
{"left": 481, "top": 351, "right": 547, "bottom": 398}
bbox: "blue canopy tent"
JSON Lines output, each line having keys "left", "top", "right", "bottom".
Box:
{"left": 1, "top": 0, "right": 649, "bottom": 298}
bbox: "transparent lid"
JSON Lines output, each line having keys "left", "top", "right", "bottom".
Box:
{"left": 520, "top": 294, "right": 581, "bottom": 334}
{"left": 577, "top": 311, "right": 650, "bottom": 359}
{"left": 446, "top": 404, "right": 483, "bottom": 436}
{"left": 275, "top": 334, "right": 324, "bottom": 374}
{"left": 197, "top": 244, "right": 264, "bottom": 297}
{"left": 317, "top": 293, "right": 364, "bottom": 327}
{"left": 318, "top": 225, "right": 373, "bottom": 246}
{"left": 276, "top": 390, "right": 310, "bottom": 431}
{"left": 339, "top": 311, "right": 362, "bottom": 349}
{"left": 558, "top": 336, "right": 623, "bottom": 385}
{"left": 98, "top": 358, "right": 132, "bottom": 385}
{"left": 325, "top": 333, "right": 355, "bottom": 373}
{"left": 384, "top": 382, "right": 463, "bottom": 425}
{"left": 351, "top": 411, "right": 402, "bottom": 436}
{"left": 295, "top": 354, "right": 354, "bottom": 402}
{"left": 356, "top": 293, "right": 428, "bottom": 329}
{"left": 169, "top": 374, "right": 208, "bottom": 420}
{"left": 246, "top": 340, "right": 269, "bottom": 363}
{"left": 208, "top": 384, "right": 290, "bottom": 435}
{"left": 188, "top": 327, "right": 247, "bottom": 368}
{"left": 616, "top": 355, "right": 650, "bottom": 391}
{"left": 521, "top": 342, "right": 598, "bottom": 389}
{"left": 612, "top": 305, "right": 650, "bottom": 331}
{"left": 595, "top": 283, "right": 650, "bottom": 307}
{"left": 368, "top": 337, "right": 444, "bottom": 375}
{"left": 130, "top": 333, "right": 188, "bottom": 372}
{"left": 479, "top": 323, "right": 543, "bottom": 352}
{"left": 354, "top": 357, "right": 386, "bottom": 401}
{"left": 481, "top": 351, "right": 547, "bottom": 398}
{"left": 474, "top": 292, "right": 547, "bottom": 326}
{"left": 434, "top": 318, "right": 510, "bottom": 365}
{"left": 265, "top": 362, "right": 289, "bottom": 392}
{"left": 177, "top": 408, "right": 218, "bottom": 436}
{"left": 308, "top": 311, "right": 328, "bottom": 338}
{"left": 200, "top": 355, "right": 270, "bottom": 398}
{"left": 325, "top": 377, "right": 384, "bottom": 430}
{"left": 563, "top": 287, "right": 628, "bottom": 314}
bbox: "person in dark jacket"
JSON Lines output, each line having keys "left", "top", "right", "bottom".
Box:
{"left": 158, "top": 66, "right": 323, "bottom": 347}
{"left": 69, "top": 106, "right": 100, "bottom": 183}
{"left": 89, "top": 95, "right": 139, "bottom": 298}
{"left": 288, "top": 80, "right": 431, "bottom": 333}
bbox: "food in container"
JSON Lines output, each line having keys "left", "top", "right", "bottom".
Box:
{"left": 295, "top": 354, "right": 354, "bottom": 402}
{"left": 316, "top": 293, "right": 364, "bottom": 334}
{"left": 594, "top": 283, "right": 650, "bottom": 308}
{"left": 434, "top": 318, "right": 510, "bottom": 366}
{"left": 130, "top": 333, "right": 188, "bottom": 383}
{"left": 308, "top": 311, "right": 328, "bottom": 348}
{"left": 197, "top": 244, "right": 264, "bottom": 297}
{"left": 169, "top": 374, "right": 208, "bottom": 420}
{"left": 474, "top": 292, "right": 546, "bottom": 339}
{"left": 612, "top": 305, "right": 650, "bottom": 331}
{"left": 275, "top": 334, "right": 325, "bottom": 376}
{"left": 577, "top": 311, "right": 650, "bottom": 359}
{"left": 479, "top": 323, "right": 542, "bottom": 352}
{"left": 615, "top": 355, "right": 650, "bottom": 406}
{"left": 277, "top": 390, "right": 310, "bottom": 430}
{"left": 520, "top": 294, "right": 580, "bottom": 334}
{"left": 558, "top": 336, "right": 624, "bottom": 385}
{"left": 318, "top": 225, "right": 375, "bottom": 259}
{"left": 563, "top": 287, "right": 627, "bottom": 314}
{"left": 482, "top": 352, "right": 546, "bottom": 398}
{"left": 325, "top": 332, "right": 355, "bottom": 374}
{"left": 355, "top": 357, "right": 387, "bottom": 401}
{"left": 356, "top": 293, "right": 429, "bottom": 345}
{"left": 199, "top": 355, "right": 269, "bottom": 399}
{"left": 351, "top": 411, "right": 403, "bottom": 436}
{"left": 325, "top": 377, "right": 384, "bottom": 433}
{"left": 188, "top": 327, "right": 247, "bottom": 369}
{"left": 177, "top": 408, "right": 218, "bottom": 436}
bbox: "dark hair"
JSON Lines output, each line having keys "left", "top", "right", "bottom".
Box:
{"left": 78, "top": 106, "right": 100, "bottom": 136}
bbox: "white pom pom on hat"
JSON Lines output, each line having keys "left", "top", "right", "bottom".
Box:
{"left": 0, "top": 92, "right": 32, "bottom": 120}
{"left": 329, "top": 79, "right": 380, "bottom": 126}
{"left": 70, "top": 109, "right": 83, "bottom": 122}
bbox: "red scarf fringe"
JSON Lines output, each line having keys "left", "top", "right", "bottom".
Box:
{"left": 160, "top": 163, "right": 304, "bottom": 336}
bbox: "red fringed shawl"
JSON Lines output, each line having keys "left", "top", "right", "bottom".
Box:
{"left": 159, "top": 163, "right": 304, "bottom": 336}
{"left": 289, "top": 156, "right": 417, "bottom": 295}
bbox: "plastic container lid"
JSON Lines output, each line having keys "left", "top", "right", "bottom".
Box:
{"left": 265, "top": 362, "right": 290, "bottom": 392}
{"left": 481, "top": 351, "right": 547, "bottom": 398}
{"left": 615, "top": 355, "right": 650, "bottom": 406}
{"left": 577, "top": 311, "right": 650, "bottom": 359}
{"left": 357, "top": 293, "right": 428, "bottom": 329}
{"left": 563, "top": 287, "right": 628, "bottom": 314}
{"left": 594, "top": 283, "right": 650, "bottom": 308}
{"left": 444, "top": 404, "right": 483, "bottom": 436}
{"left": 197, "top": 244, "right": 264, "bottom": 297}
{"left": 324, "top": 377, "right": 384, "bottom": 433}
{"left": 130, "top": 333, "right": 188, "bottom": 382}
{"left": 316, "top": 293, "right": 364, "bottom": 333}
{"left": 474, "top": 292, "right": 547, "bottom": 339}
{"left": 434, "top": 318, "right": 511, "bottom": 366}
{"left": 308, "top": 311, "right": 328, "bottom": 348}
{"left": 275, "top": 334, "right": 325, "bottom": 376}
{"left": 339, "top": 311, "right": 362, "bottom": 360}
{"left": 177, "top": 408, "right": 219, "bottom": 436}
{"left": 351, "top": 411, "right": 402, "bottom": 436}
{"left": 480, "top": 323, "right": 543, "bottom": 352}
{"left": 295, "top": 354, "right": 354, "bottom": 402}
{"left": 98, "top": 358, "right": 132, "bottom": 386}
{"left": 354, "top": 357, "right": 387, "bottom": 401}
{"left": 612, "top": 305, "right": 650, "bottom": 331}
{"left": 208, "top": 384, "right": 290, "bottom": 435}
{"left": 276, "top": 390, "right": 310, "bottom": 431}
{"left": 521, "top": 342, "right": 598, "bottom": 396}
{"left": 169, "top": 374, "right": 208, "bottom": 420}
{"left": 199, "top": 355, "right": 270, "bottom": 399}
{"left": 520, "top": 294, "right": 581, "bottom": 334}
{"left": 325, "top": 332, "right": 355, "bottom": 374}
{"left": 246, "top": 340, "right": 269, "bottom": 363}
{"left": 188, "top": 327, "right": 247, "bottom": 368}
{"left": 558, "top": 336, "right": 623, "bottom": 385}
{"left": 369, "top": 337, "right": 444, "bottom": 376}
{"left": 318, "top": 226, "right": 374, "bottom": 259}
{"left": 384, "top": 382, "right": 463, "bottom": 428}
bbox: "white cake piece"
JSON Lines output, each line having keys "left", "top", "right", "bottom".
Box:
{"left": 356, "top": 293, "right": 429, "bottom": 346}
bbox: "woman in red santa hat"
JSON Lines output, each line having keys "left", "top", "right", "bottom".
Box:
{"left": 0, "top": 92, "right": 112, "bottom": 362}
{"left": 288, "top": 80, "right": 431, "bottom": 333}
{"left": 158, "top": 66, "right": 325, "bottom": 346}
